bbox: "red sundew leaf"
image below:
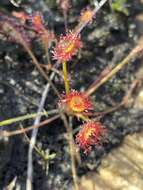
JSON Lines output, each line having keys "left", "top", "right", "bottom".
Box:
{"left": 59, "top": 90, "right": 93, "bottom": 114}
{"left": 52, "top": 31, "right": 82, "bottom": 63}
{"left": 79, "top": 7, "right": 95, "bottom": 25}
{"left": 76, "top": 121, "right": 107, "bottom": 154}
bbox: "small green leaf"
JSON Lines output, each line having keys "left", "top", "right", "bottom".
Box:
{"left": 111, "top": 0, "right": 129, "bottom": 16}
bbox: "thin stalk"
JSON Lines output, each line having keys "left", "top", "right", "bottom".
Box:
{"left": 0, "top": 115, "right": 60, "bottom": 137}
{"left": 24, "top": 45, "right": 60, "bottom": 98}
{"left": 20, "top": 124, "right": 46, "bottom": 160}
{"left": 0, "top": 109, "right": 58, "bottom": 127}
{"left": 42, "top": 37, "right": 52, "bottom": 67}
{"left": 40, "top": 64, "right": 64, "bottom": 79}
{"left": 62, "top": 61, "right": 70, "bottom": 94}
{"left": 61, "top": 114, "right": 79, "bottom": 190}
{"left": 86, "top": 40, "right": 143, "bottom": 96}
{"left": 21, "top": 124, "right": 55, "bottom": 161}
{"left": 69, "top": 128, "right": 79, "bottom": 190}
{"left": 4, "top": 22, "right": 60, "bottom": 98}
{"left": 69, "top": 116, "right": 79, "bottom": 190}
{"left": 26, "top": 73, "right": 56, "bottom": 190}
{"left": 45, "top": 49, "right": 51, "bottom": 66}
{"left": 63, "top": 10, "right": 68, "bottom": 32}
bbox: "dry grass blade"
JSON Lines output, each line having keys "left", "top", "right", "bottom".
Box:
{"left": 86, "top": 37, "right": 143, "bottom": 96}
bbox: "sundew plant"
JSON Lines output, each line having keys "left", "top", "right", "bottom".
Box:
{"left": 0, "top": 0, "right": 143, "bottom": 189}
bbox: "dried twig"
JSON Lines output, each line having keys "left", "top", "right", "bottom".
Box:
{"left": 86, "top": 37, "right": 143, "bottom": 96}
{"left": 26, "top": 72, "right": 56, "bottom": 190}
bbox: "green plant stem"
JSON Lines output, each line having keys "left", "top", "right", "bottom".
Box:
{"left": 0, "top": 109, "right": 58, "bottom": 127}
{"left": 21, "top": 124, "right": 56, "bottom": 161}
{"left": 62, "top": 61, "right": 70, "bottom": 94}
{"left": 0, "top": 114, "right": 60, "bottom": 137}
